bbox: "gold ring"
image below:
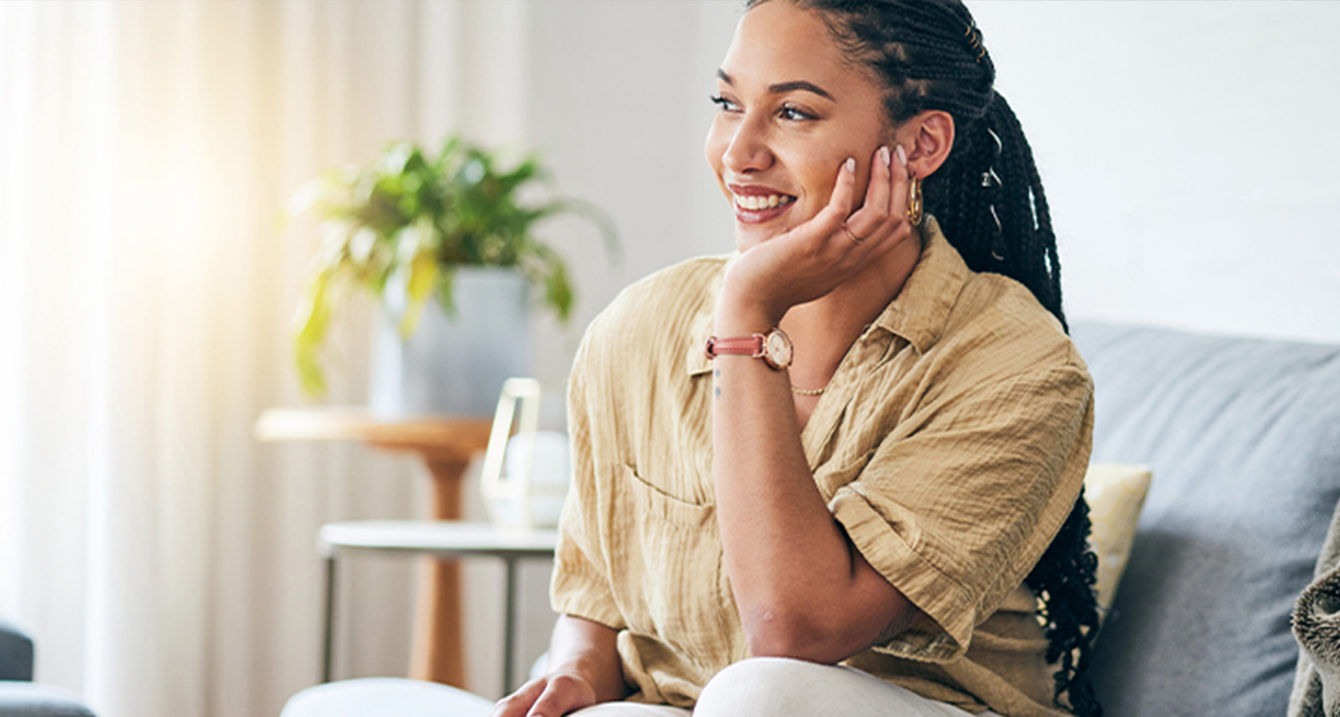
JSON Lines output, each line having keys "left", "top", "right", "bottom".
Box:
{"left": 843, "top": 223, "right": 865, "bottom": 245}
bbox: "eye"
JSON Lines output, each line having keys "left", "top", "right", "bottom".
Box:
{"left": 710, "top": 94, "right": 741, "bottom": 113}
{"left": 779, "top": 104, "right": 816, "bottom": 122}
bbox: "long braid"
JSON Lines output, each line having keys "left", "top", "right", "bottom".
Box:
{"left": 745, "top": 2, "right": 1102, "bottom": 715}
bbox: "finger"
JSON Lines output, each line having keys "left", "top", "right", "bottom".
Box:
{"left": 814, "top": 157, "right": 859, "bottom": 235}
{"left": 887, "top": 143, "right": 910, "bottom": 231}
{"left": 490, "top": 678, "right": 548, "bottom": 717}
{"left": 526, "top": 677, "right": 591, "bottom": 717}
{"left": 861, "top": 145, "right": 893, "bottom": 222}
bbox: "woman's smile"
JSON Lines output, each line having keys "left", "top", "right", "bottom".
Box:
{"left": 729, "top": 183, "right": 798, "bottom": 223}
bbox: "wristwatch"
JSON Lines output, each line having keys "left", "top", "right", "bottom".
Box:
{"left": 704, "top": 327, "right": 793, "bottom": 370}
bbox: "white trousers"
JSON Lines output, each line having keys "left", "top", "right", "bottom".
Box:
{"left": 570, "top": 658, "right": 998, "bottom": 717}
{"left": 281, "top": 658, "right": 1001, "bottom": 717}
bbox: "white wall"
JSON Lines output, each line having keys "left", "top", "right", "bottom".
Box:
{"left": 969, "top": 1, "right": 1340, "bottom": 344}
{"left": 475, "top": 0, "right": 1340, "bottom": 697}
{"left": 526, "top": 1, "right": 741, "bottom": 385}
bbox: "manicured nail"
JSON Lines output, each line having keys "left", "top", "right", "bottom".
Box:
{"left": 895, "top": 145, "right": 907, "bottom": 167}
{"left": 844, "top": 157, "right": 856, "bottom": 173}
{"left": 879, "top": 146, "right": 891, "bottom": 167}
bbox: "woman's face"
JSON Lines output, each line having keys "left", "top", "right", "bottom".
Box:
{"left": 705, "top": 1, "right": 894, "bottom": 251}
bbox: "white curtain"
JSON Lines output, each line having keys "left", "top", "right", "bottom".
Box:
{"left": 0, "top": 2, "right": 527, "bottom": 716}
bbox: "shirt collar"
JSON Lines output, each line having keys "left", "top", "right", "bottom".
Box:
{"left": 684, "top": 217, "right": 971, "bottom": 376}
{"left": 868, "top": 216, "right": 970, "bottom": 355}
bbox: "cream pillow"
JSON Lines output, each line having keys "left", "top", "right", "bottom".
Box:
{"left": 1083, "top": 463, "right": 1153, "bottom": 619}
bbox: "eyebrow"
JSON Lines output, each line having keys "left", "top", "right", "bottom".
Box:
{"left": 717, "top": 69, "right": 834, "bottom": 101}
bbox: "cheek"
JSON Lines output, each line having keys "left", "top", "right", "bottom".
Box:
{"left": 793, "top": 154, "right": 842, "bottom": 212}
{"left": 791, "top": 141, "right": 876, "bottom": 215}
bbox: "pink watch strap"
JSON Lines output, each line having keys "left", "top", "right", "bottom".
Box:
{"left": 704, "top": 334, "right": 765, "bottom": 358}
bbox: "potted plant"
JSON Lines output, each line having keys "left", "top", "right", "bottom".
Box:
{"left": 286, "top": 136, "right": 615, "bottom": 416}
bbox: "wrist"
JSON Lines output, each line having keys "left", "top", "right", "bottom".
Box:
{"left": 715, "top": 287, "right": 783, "bottom": 336}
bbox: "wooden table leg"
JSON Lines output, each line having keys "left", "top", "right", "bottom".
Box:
{"left": 409, "top": 454, "right": 471, "bottom": 686}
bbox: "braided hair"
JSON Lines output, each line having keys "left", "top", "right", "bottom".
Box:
{"left": 744, "top": 1, "right": 1102, "bottom": 714}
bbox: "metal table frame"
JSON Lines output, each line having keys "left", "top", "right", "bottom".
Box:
{"left": 319, "top": 520, "right": 558, "bottom": 693}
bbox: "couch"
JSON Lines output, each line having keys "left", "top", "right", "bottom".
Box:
{"left": 282, "top": 321, "right": 1340, "bottom": 717}
{"left": 0, "top": 618, "right": 97, "bottom": 717}
{"left": 1074, "top": 322, "right": 1340, "bottom": 716}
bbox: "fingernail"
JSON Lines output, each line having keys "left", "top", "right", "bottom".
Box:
{"left": 845, "top": 157, "right": 856, "bottom": 173}
{"left": 895, "top": 145, "right": 908, "bottom": 167}
{"left": 879, "top": 146, "right": 891, "bottom": 167}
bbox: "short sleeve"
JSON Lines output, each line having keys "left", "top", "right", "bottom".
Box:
{"left": 829, "top": 361, "right": 1094, "bottom": 663}
{"left": 549, "top": 332, "right": 626, "bottom": 630}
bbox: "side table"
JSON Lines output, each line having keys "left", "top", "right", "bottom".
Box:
{"left": 254, "top": 408, "right": 492, "bottom": 687}
{"left": 320, "top": 521, "right": 559, "bottom": 693}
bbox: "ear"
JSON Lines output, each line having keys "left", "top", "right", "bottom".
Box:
{"left": 897, "top": 110, "right": 955, "bottom": 179}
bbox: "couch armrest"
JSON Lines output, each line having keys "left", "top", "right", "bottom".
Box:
{"left": 0, "top": 683, "right": 97, "bottom": 717}
{"left": 0, "top": 619, "right": 35, "bottom": 681}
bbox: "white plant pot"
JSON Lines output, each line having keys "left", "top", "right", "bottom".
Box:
{"left": 369, "top": 266, "right": 530, "bottom": 418}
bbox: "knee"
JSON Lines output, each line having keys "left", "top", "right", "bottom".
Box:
{"left": 694, "top": 658, "right": 823, "bottom": 716}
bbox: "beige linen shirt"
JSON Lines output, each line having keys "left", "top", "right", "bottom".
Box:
{"left": 552, "top": 219, "right": 1094, "bottom": 717}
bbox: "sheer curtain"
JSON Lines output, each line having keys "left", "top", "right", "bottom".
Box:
{"left": 0, "top": 2, "right": 526, "bottom": 716}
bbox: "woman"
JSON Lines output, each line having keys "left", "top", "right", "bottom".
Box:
{"left": 499, "top": 1, "right": 1100, "bottom": 716}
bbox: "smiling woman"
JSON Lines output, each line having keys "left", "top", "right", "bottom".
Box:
{"left": 540, "top": 0, "right": 1097, "bottom": 714}
{"left": 283, "top": 2, "right": 1098, "bottom": 717}
{"left": 534, "top": 0, "right": 1100, "bottom": 714}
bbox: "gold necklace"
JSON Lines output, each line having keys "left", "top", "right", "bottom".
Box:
{"left": 790, "top": 384, "right": 828, "bottom": 396}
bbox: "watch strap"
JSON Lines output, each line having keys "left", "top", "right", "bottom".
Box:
{"left": 705, "top": 334, "right": 766, "bottom": 358}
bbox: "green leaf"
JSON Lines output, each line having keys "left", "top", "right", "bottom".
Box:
{"left": 399, "top": 250, "right": 440, "bottom": 338}
{"left": 290, "top": 266, "right": 337, "bottom": 398}
{"left": 435, "top": 266, "right": 458, "bottom": 317}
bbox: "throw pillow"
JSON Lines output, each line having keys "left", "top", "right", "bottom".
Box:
{"left": 1083, "top": 463, "right": 1153, "bottom": 619}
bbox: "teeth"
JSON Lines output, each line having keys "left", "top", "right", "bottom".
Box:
{"left": 735, "top": 194, "right": 794, "bottom": 211}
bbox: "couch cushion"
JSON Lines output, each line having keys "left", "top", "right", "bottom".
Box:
{"left": 0, "top": 682, "right": 96, "bottom": 717}
{"left": 1083, "top": 464, "right": 1152, "bottom": 619}
{"left": 1071, "top": 322, "right": 1340, "bottom": 717}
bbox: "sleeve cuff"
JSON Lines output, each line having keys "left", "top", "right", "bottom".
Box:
{"left": 550, "top": 535, "right": 626, "bottom": 631}
{"left": 830, "top": 484, "right": 978, "bottom": 663}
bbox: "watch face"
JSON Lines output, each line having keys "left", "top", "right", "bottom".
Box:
{"left": 765, "top": 329, "right": 793, "bottom": 369}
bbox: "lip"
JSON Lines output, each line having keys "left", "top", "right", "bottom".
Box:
{"left": 727, "top": 183, "right": 797, "bottom": 225}
{"left": 728, "top": 183, "right": 791, "bottom": 197}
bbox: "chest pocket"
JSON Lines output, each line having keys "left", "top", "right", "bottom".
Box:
{"left": 616, "top": 464, "right": 737, "bottom": 666}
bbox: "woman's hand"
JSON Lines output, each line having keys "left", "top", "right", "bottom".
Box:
{"left": 490, "top": 614, "right": 626, "bottom": 717}
{"left": 721, "top": 144, "right": 913, "bottom": 325}
{"left": 489, "top": 671, "right": 598, "bottom": 717}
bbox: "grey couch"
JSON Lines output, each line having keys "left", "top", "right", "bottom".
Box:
{"left": 1073, "top": 322, "right": 1340, "bottom": 716}
{"left": 0, "top": 620, "right": 96, "bottom": 717}
{"left": 283, "top": 322, "right": 1340, "bottom": 717}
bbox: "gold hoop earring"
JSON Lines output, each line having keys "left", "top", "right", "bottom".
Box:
{"left": 907, "top": 175, "right": 924, "bottom": 227}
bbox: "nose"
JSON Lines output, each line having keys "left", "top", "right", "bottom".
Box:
{"left": 721, "top": 114, "right": 773, "bottom": 175}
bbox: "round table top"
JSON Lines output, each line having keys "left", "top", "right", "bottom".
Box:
{"left": 320, "top": 520, "right": 558, "bottom": 559}
{"left": 254, "top": 407, "right": 493, "bottom": 457}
